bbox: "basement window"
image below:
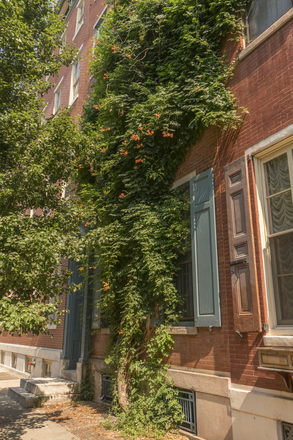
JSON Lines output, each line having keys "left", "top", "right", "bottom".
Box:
{"left": 101, "top": 375, "right": 114, "bottom": 404}
{"left": 0, "top": 351, "right": 5, "bottom": 364}
{"left": 178, "top": 388, "right": 197, "bottom": 435}
{"left": 43, "top": 360, "right": 52, "bottom": 378}
{"left": 12, "top": 353, "right": 17, "bottom": 369}
{"left": 283, "top": 421, "right": 293, "bottom": 439}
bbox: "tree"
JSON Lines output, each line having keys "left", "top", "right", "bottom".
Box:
{"left": 0, "top": 0, "right": 89, "bottom": 335}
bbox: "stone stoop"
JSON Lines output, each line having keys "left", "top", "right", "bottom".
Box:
{"left": 62, "top": 369, "right": 77, "bottom": 382}
{"left": 8, "top": 377, "right": 80, "bottom": 408}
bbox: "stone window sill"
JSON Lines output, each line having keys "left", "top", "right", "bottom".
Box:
{"left": 239, "top": 8, "right": 293, "bottom": 61}
{"left": 100, "top": 327, "right": 198, "bottom": 335}
{"left": 167, "top": 327, "right": 198, "bottom": 335}
{"left": 264, "top": 335, "right": 293, "bottom": 347}
{"left": 69, "top": 95, "right": 79, "bottom": 107}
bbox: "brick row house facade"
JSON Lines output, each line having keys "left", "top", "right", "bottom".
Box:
{"left": 1, "top": 1, "right": 293, "bottom": 439}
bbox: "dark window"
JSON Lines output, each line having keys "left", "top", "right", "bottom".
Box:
{"left": 245, "top": 0, "right": 292, "bottom": 42}
{"left": 176, "top": 252, "right": 193, "bottom": 322}
{"left": 175, "top": 186, "right": 193, "bottom": 322}
{"left": 102, "top": 375, "right": 114, "bottom": 404}
{"left": 283, "top": 421, "right": 293, "bottom": 439}
{"left": 94, "top": 7, "right": 108, "bottom": 45}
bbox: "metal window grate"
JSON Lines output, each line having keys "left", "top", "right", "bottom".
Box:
{"left": 283, "top": 421, "right": 293, "bottom": 439}
{"left": 178, "top": 388, "right": 196, "bottom": 434}
{"left": 102, "top": 375, "right": 114, "bottom": 404}
{"left": 44, "top": 361, "right": 52, "bottom": 378}
{"left": 12, "top": 353, "right": 17, "bottom": 369}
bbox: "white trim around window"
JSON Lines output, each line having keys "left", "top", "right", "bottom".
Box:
{"left": 73, "top": 0, "right": 85, "bottom": 41}
{"left": 93, "top": 5, "right": 108, "bottom": 30}
{"left": 53, "top": 76, "right": 64, "bottom": 115}
{"left": 60, "top": 28, "right": 67, "bottom": 54}
{"left": 252, "top": 129, "right": 293, "bottom": 336}
{"left": 69, "top": 46, "right": 83, "bottom": 106}
{"left": 48, "top": 296, "right": 58, "bottom": 330}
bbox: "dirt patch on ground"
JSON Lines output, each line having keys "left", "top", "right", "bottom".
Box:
{"left": 38, "top": 401, "right": 188, "bottom": 440}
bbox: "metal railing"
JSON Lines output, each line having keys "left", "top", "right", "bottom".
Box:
{"left": 102, "top": 375, "right": 114, "bottom": 404}
{"left": 178, "top": 388, "right": 196, "bottom": 434}
{"left": 283, "top": 421, "right": 293, "bottom": 439}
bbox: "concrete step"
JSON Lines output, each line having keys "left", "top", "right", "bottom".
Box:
{"left": 20, "top": 377, "right": 78, "bottom": 396}
{"left": 8, "top": 387, "right": 38, "bottom": 409}
{"left": 62, "top": 369, "right": 77, "bottom": 382}
{"left": 8, "top": 377, "right": 81, "bottom": 408}
{"left": 8, "top": 385, "right": 82, "bottom": 408}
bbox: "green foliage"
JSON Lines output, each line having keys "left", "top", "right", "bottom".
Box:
{"left": 0, "top": 0, "right": 90, "bottom": 334}
{"left": 110, "top": 327, "right": 183, "bottom": 439}
{"left": 79, "top": 358, "right": 95, "bottom": 401}
{"left": 79, "top": 0, "right": 248, "bottom": 435}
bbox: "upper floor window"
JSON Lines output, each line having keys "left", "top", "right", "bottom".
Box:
{"left": 53, "top": 77, "right": 63, "bottom": 114}
{"left": 176, "top": 185, "right": 193, "bottom": 323}
{"left": 60, "top": 29, "right": 67, "bottom": 54}
{"left": 245, "top": 0, "right": 292, "bottom": 42}
{"left": 175, "top": 169, "right": 221, "bottom": 328}
{"left": 94, "top": 6, "right": 108, "bottom": 45}
{"left": 71, "top": 58, "right": 81, "bottom": 104}
{"left": 260, "top": 147, "right": 293, "bottom": 327}
{"left": 75, "top": 0, "right": 85, "bottom": 37}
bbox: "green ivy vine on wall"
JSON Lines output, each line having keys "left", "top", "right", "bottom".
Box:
{"left": 78, "top": 0, "right": 248, "bottom": 437}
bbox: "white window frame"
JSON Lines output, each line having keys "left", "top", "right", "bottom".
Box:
{"left": 53, "top": 76, "right": 64, "bottom": 115}
{"left": 48, "top": 296, "right": 58, "bottom": 330}
{"left": 73, "top": 0, "right": 85, "bottom": 41}
{"left": 93, "top": 5, "right": 108, "bottom": 46}
{"left": 69, "top": 45, "right": 82, "bottom": 106}
{"left": 254, "top": 137, "right": 293, "bottom": 336}
{"left": 60, "top": 28, "right": 67, "bottom": 54}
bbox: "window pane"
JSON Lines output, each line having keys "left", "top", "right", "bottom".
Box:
{"left": 176, "top": 185, "right": 193, "bottom": 322}
{"left": 265, "top": 153, "right": 291, "bottom": 196}
{"left": 271, "top": 232, "right": 293, "bottom": 325}
{"left": 264, "top": 153, "right": 293, "bottom": 234}
{"left": 247, "top": 0, "right": 292, "bottom": 41}
{"left": 95, "top": 18, "right": 105, "bottom": 42}
{"left": 268, "top": 190, "right": 293, "bottom": 233}
{"left": 73, "top": 81, "right": 79, "bottom": 98}
{"left": 76, "top": 60, "right": 81, "bottom": 80}
{"left": 176, "top": 252, "right": 194, "bottom": 321}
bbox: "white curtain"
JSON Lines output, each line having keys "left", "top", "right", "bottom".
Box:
{"left": 271, "top": 233, "right": 293, "bottom": 323}
{"left": 266, "top": 153, "right": 293, "bottom": 323}
{"left": 266, "top": 153, "right": 293, "bottom": 234}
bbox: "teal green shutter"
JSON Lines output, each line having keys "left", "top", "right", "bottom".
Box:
{"left": 190, "top": 169, "right": 221, "bottom": 327}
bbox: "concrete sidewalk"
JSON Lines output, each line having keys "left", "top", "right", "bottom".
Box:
{"left": 0, "top": 366, "right": 78, "bottom": 439}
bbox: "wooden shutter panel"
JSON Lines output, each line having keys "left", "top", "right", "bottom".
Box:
{"left": 190, "top": 169, "right": 221, "bottom": 327}
{"left": 224, "top": 156, "right": 261, "bottom": 333}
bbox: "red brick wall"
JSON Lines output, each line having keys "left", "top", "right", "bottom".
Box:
{"left": 45, "top": 0, "right": 106, "bottom": 120}
{"left": 0, "top": 291, "right": 67, "bottom": 350}
{"left": 170, "top": 18, "right": 293, "bottom": 392}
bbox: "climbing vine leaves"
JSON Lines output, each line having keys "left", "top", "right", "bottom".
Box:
{"left": 79, "top": 0, "right": 248, "bottom": 435}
